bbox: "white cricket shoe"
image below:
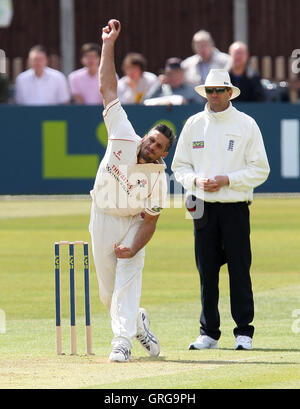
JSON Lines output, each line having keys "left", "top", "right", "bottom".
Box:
{"left": 136, "top": 308, "right": 160, "bottom": 357}
{"left": 235, "top": 335, "right": 252, "bottom": 350}
{"left": 189, "top": 335, "right": 219, "bottom": 350}
{"left": 109, "top": 341, "right": 131, "bottom": 362}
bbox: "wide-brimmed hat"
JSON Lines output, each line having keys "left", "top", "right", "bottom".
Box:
{"left": 194, "top": 69, "right": 240, "bottom": 100}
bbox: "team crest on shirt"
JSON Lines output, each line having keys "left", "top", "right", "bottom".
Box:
{"left": 113, "top": 150, "right": 122, "bottom": 160}
{"left": 193, "top": 141, "right": 204, "bottom": 149}
{"left": 137, "top": 178, "right": 147, "bottom": 188}
{"left": 227, "top": 140, "right": 235, "bottom": 151}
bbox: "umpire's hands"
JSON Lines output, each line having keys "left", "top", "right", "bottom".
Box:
{"left": 195, "top": 175, "right": 229, "bottom": 192}
{"left": 195, "top": 177, "right": 219, "bottom": 192}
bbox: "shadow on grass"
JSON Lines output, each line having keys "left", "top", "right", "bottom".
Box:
{"left": 133, "top": 354, "right": 300, "bottom": 365}
{"left": 219, "top": 347, "right": 300, "bottom": 353}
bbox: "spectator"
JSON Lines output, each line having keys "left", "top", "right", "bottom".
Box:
{"left": 182, "top": 30, "right": 231, "bottom": 87}
{"left": 118, "top": 53, "right": 159, "bottom": 104}
{"left": 69, "top": 43, "right": 103, "bottom": 105}
{"left": 144, "top": 58, "right": 204, "bottom": 105}
{"left": 15, "top": 45, "right": 70, "bottom": 105}
{"left": 0, "top": 73, "right": 9, "bottom": 103}
{"left": 229, "top": 41, "right": 265, "bottom": 102}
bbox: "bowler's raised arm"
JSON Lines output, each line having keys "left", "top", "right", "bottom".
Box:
{"left": 99, "top": 19, "right": 121, "bottom": 107}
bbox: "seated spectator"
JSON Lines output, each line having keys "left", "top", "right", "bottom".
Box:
{"left": 69, "top": 43, "right": 103, "bottom": 105}
{"left": 144, "top": 58, "right": 204, "bottom": 104}
{"left": 229, "top": 41, "right": 265, "bottom": 102}
{"left": 15, "top": 45, "right": 70, "bottom": 105}
{"left": 118, "top": 53, "right": 159, "bottom": 104}
{"left": 181, "top": 30, "right": 231, "bottom": 87}
{"left": 0, "top": 73, "right": 9, "bottom": 103}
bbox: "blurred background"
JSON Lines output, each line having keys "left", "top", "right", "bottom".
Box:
{"left": 0, "top": 0, "right": 300, "bottom": 195}
{"left": 1, "top": 0, "right": 300, "bottom": 101}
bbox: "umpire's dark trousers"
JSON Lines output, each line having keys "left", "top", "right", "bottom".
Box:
{"left": 193, "top": 201, "right": 254, "bottom": 340}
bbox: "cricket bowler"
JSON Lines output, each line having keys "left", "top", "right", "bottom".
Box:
{"left": 89, "top": 19, "right": 176, "bottom": 362}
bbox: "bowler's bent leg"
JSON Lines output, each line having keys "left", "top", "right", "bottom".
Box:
{"left": 89, "top": 204, "right": 118, "bottom": 309}
{"left": 111, "top": 220, "right": 145, "bottom": 348}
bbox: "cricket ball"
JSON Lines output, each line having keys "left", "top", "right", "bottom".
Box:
{"left": 108, "top": 19, "right": 120, "bottom": 31}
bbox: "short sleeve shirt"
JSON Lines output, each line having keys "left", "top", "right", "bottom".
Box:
{"left": 68, "top": 67, "right": 103, "bottom": 105}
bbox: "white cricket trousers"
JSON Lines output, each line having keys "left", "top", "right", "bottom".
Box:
{"left": 89, "top": 203, "right": 145, "bottom": 348}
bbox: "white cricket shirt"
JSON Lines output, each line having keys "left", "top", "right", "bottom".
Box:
{"left": 15, "top": 67, "right": 70, "bottom": 105}
{"left": 91, "top": 99, "right": 167, "bottom": 217}
{"left": 171, "top": 102, "right": 270, "bottom": 202}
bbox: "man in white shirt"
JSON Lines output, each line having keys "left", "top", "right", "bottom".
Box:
{"left": 182, "top": 30, "right": 231, "bottom": 89}
{"left": 172, "top": 69, "right": 270, "bottom": 351}
{"left": 15, "top": 45, "right": 70, "bottom": 105}
{"left": 118, "top": 52, "right": 159, "bottom": 104}
{"left": 89, "top": 19, "right": 175, "bottom": 362}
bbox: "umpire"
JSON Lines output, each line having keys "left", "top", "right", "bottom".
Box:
{"left": 172, "top": 69, "right": 270, "bottom": 350}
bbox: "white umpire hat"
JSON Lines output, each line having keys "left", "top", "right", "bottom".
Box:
{"left": 194, "top": 69, "right": 241, "bottom": 100}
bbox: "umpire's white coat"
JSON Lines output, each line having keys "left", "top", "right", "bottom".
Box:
{"left": 171, "top": 102, "right": 270, "bottom": 202}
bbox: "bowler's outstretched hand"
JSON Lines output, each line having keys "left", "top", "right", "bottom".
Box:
{"left": 102, "top": 19, "right": 121, "bottom": 42}
{"left": 99, "top": 19, "right": 121, "bottom": 107}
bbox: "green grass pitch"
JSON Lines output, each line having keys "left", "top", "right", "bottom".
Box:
{"left": 0, "top": 196, "right": 299, "bottom": 389}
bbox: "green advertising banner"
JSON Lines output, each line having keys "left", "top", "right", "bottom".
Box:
{"left": 0, "top": 103, "right": 299, "bottom": 194}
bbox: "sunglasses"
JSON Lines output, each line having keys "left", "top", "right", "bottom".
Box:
{"left": 205, "top": 87, "right": 230, "bottom": 94}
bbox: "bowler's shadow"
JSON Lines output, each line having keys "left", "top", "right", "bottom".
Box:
{"left": 219, "top": 347, "right": 300, "bottom": 353}
{"left": 133, "top": 347, "right": 300, "bottom": 365}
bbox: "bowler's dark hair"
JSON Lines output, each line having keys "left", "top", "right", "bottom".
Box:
{"left": 153, "top": 123, "right": 176, "bottom": 152}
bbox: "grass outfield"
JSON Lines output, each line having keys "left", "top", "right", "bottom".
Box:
{"left": 0, "top": 197, "right": 299, "bottom": 389}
